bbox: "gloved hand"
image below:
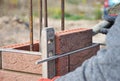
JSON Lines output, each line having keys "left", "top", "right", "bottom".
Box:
{"left": 38, "top": 76, "right": 60, "bottom": 81}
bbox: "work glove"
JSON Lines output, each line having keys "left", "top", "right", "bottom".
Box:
{"left": 38, "top": 76, "right": 60, "bottom": 81}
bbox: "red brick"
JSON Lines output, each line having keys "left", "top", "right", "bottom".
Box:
{"left": 0, "top": 70, "right": 41, "bottom": 81}
{"left": 2, "top": 52, "right": 42, "bottom": 74}
{"left": 1, "top": 28, "right": 97, "bottom": 78}
{"left": 2, "top": 40, "right": 39, "bottom": 51}
{"left": 70, "top": 44, "right": 99, "bottom": 71}
{"left": 55, "top": 28, "right": 92, "bottom": 54}
{"left": 55, "top": 56, "right": 69, "bottom": 76}
{"left": 55, "top": 28, "right": 92, "bottom": 76}
{"left": 0, "top": 52, "right": 1, "bottom": 69}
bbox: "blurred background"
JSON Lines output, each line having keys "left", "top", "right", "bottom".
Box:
{"left": 0, "top": 0, "right": 104, "bottom": 20}
{"left": 0, "top": 0, "right": 105, "bottom": 47}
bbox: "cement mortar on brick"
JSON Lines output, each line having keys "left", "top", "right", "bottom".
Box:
{"left": 0, "top": 70, "right": 41, "bottom": 81}
{"left": 55, "top": 28, "right": 93, "bottom": 76}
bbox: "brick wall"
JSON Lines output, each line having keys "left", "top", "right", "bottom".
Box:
{"left": 0, "top": 28, "right": 99, "bottom": 80}
{"left": 55, "top": 28, "right": 99, "bottom": 76}
{"left": 69, "top": 44, "right": 99, "bottom": 71}
{"left": 0, "top": 70, "right": 41, "bottom": 81}
{"left": 0, "top": 41, "right": 42, "bottom": 81}
{"left": 2, "top": 52, "right": 42, "bottom": 74}
{"left": 2, "top": 40, "right": 39, "bottom": 51}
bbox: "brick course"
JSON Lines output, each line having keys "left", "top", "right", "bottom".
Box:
{"left": 2, "top": 41, "right": 42, "bottom": 74}
{"left": 0, "top": 52, "right": 2, "bottom": 69}
{"left": 55, "top": 28, "right": 96, "bottom": 76}
{"left": 0, "top": 28, "right": 100, "bottom": 80}
{"left": 55, "top": 28, "right": 92, "bottom": 54}
{"left": 69, "top": 44, "right": 99, "bottom": 71}
{"left": 2, "top": 40, "right": 39, "bottom": 51}
{"left": 2, "top": 52, "right": 42, "bottom": 74}
{"left": 0, "top": 70, "right": 41, "bottom": 81}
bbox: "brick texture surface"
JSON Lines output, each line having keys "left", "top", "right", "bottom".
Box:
{"left": 55, "top": 28, "right": 93, "bottom": 76}
{"left": 2, "top": 40, "right": 39, "bottom": 51}
{"left": 0, "top": 70, "right": 41, "bottom": 81}
{"left": 0, "top": 28, "right": 100, "bottom": 80}
{"left": 2, "top": 41, "right": 42, "bottom": 74}
{"left": 2, "top": 52, "right": 42, "bottom": 74}
{"left": 69, "top": 44, "right": 99, "bottom": 71}
{"left": 55, "top": 28, "right": 92, "bottom": 54}
{"left": 0, "top": 52, "right": 2, "bottom": 69}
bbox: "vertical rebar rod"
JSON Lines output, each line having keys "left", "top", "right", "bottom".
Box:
{"left": 29, "top": 0, "right": 34, "bottom": 51}
{"left": 39, "top": 0, "right": 43, "bottom": 51}
{"left": 61, "top": 0, "right": 65, "bottom": 30}
{"left": 44, "top": 0, "right": 48, "bottom": 27}
{"left": 39, "top": 0, "right": 43, "bottom": 37}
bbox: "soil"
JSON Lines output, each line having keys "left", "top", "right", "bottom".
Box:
{"left": 0, "top": 16, "right": 106, "bottom": 47}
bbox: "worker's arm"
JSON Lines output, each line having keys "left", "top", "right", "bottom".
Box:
{"left": 54, "top": 14, "right": 120, "bottom": 81}
{"left": 39, "top": 14, "right": 120, "bottom": 81}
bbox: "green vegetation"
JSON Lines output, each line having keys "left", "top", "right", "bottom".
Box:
{"left": 48, "top": 7, "right": 102, "bottom": 20}
{"left": 93, "top": 3, "right": 102, "bottom": 20}
{"left": 1, "top": 0, "right": 103, "bottom": 20}
{"left": 52, "top": 13, "right": 95, "bottom": 20}
{"left": 66, "top": 0, "right": 87, "bottom": 4}
{"left": 94, "top": 7, "right": 102, "bottom": 19}
{"left": 66, "top": 0, "right": 80, "bottom": 4}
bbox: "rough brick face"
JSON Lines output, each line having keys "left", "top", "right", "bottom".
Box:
{"left": 55, "top": 28, "right": 92, "bottom": 54}
{"left": 69, "top": 44, "right": 99, "bottom": 71}
{"left": 0, "top": 70, "right": 41, "bottom": 81}
{"left": 0, "top": 52, "right": 2, "bottom": 69}
{"left": 55, "top": 56, "right": 69, "bottom": 76}
{"left": 2, "top": 52, "right": 42, "bottom": 74}
{"left": 1, "top": 42, "right": 42, "bottom": 80}
{"left": 2, "top": 40, "right": 39, "bottom": 51}
{"left": 2, "top": 41, "right": 42, "bottom": 75}
{"left": 0, "top": 28, "right": 100, "bottom": 80}
{"left": 55, "top": 28, "right": 93, "bottom": 76}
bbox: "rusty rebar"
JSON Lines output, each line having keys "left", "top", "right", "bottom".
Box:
{"left": 39, "top": 0, "right": 43, "bottom": 51}
{"left": 44, "top": 0, "right": 48, "bottom": 27}
{"left": 61, "top": 0, "right": 65, "bottom": 30}
{"left": 29, "top": 0, "right": 34, "bottom": 51}
{"left": 39, "top": 0, "right": 43, "bottom": 37}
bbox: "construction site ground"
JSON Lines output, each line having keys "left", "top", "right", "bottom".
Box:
{"left": 0, "top": 16, "right": 106, "bottom": 47}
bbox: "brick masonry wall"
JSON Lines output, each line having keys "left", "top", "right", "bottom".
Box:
{"left": 55, "top": 28, "right": 92, "bottom": 54}
{"left": 2, "top": 52, "right": 42, "bottom": 74}
{"left": 2, "top": 41, "right": 42, "bottom": 74}
{"left": 0, "top": 28, "right": 100, "bottom": 80}
{"left": 0, "top": 70, "right": 41, "bottom": 81}
{"left": 69, "top": 44, "right": 99, "bottom": 71}
{"left": 55, "top": 28, "right": 99, "bottom": 76}
{"left": 2, "top": 40, "right": 39, "bottom": 51}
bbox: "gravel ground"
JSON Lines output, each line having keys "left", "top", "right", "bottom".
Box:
{"left": 0, "top": 16, "right": 106, "bottom": 47}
